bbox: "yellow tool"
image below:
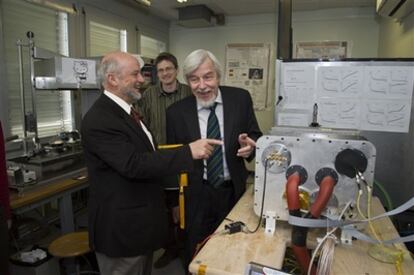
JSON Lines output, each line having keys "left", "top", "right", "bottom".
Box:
{"left": 179, "top": 172, "right": 188, "bottom": 229}
{"left": 158, "top": 144, "right": 187, "bottom": 229}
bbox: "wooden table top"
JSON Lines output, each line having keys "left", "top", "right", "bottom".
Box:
{"left": 190, "top": 184, "right": 414, "bottom": 275}
{"left": 10, "top": 174, "right": 88, "bottom": 210}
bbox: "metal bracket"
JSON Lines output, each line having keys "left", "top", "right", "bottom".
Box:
{"left": 340, "top": 226, "right": 354, "bottom": 245}
{"left": 265, "top": 210, "right": 276, "bottom": 235}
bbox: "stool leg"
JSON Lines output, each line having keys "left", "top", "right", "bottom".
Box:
{"left": 76, "top": 258, "right": 81, "bottom": 275}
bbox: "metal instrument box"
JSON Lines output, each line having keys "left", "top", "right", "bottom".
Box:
{"left": 254, "top": 127, "right": 376, "bottom": 221}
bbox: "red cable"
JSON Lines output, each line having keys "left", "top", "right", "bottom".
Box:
{"left": 287, "top": 174, "right": 335, "bottom": 275}
{"left": 292, "top": 245, "right": 317, "bottom": 275}
{"left": 286, "top": 172, "right": 301, "bottom": 211}
{"left": 310, "top": 176, "right": 335, "bottom": 218}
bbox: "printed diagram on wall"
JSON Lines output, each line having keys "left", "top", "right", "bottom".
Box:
{"left": 365, "top": 67, "right": 412, "bottom": 98}
{"left": 317, "top": 66, "right": 363, "bottom": 97}
{"left": 318, "top": 98, "right": 360, "bottom": 129}
{"left": 224, "top": 43, "right": 271, "bottom": 110}
{"left": 360, "top": 101, "right": 410, "bottom": 131}
{"left": 283, "top": 66, "right": 315, "bottom": 110}
{"left": 277, "top": 61, "right": 414, "bottom": 133}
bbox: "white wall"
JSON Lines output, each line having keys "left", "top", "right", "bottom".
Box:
{"left": 378, "top": 13, "right": 414, "bottom": 57}
{"left": 293, "top": 7, "right": 380, "bottom": 58}
{"left": 169, "top": 7, "right": 380, "bottom": 136}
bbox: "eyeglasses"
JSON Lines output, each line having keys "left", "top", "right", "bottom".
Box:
{"left": 157, "top": 66, "right": 176, "bottom": 74}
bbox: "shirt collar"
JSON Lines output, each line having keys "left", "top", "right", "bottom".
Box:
{"left": 158, "top": 80, "right": 179, "bottom": 97}
{"left": 104, "top": 90, "right": 132, "bottom": 114}
{"left": 197, "top": 88, "right": 222, "bottom": 111}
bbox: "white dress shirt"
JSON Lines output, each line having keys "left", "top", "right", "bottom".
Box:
{"left": 104, "top": 90, "right": 155, "bottom": 150}
{"left": 197, "top": 89, "right": 230, "bottom": 180}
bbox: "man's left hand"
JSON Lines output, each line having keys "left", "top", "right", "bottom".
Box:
{"left": 237, "top": 133, "right": 256, "bottom": 158}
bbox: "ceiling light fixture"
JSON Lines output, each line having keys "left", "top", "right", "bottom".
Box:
{"left": 135, "top": 0, "right": 151, "bottom": 7}
{"left": 177, "top": 0, "right": 188, "bottom": 3}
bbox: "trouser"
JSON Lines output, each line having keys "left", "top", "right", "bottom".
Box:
{"left": 184, "top": 181, "right": 235, "bottom": 270}
{"left": 0, "top": 205, "right": 9, "bottom": 275}
{"left": 95, "top": 251, "right": 153, "bottom": 275}
{"left": 163, "top": 190, "right": 184, "bottom": 253}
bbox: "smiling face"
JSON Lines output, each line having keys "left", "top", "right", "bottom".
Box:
{"left": 156, "top": 60, "right": 177, "bottom": 87}
{"left": 105, "top": 53, "right": 145, "bottom": 104}
{"left": 187, "top": 58, "right": 219, "bottom": 108}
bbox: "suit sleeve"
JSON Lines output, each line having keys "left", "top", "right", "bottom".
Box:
{"left": 82, "top": 115, "right": 193, "bottom": 180}
{"left": 244, "top": 91, "right": 263, "bottom": 162}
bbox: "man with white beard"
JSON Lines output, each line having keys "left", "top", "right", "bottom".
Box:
{"left": 166, "top": 49, "right": 262, "bottom": 270}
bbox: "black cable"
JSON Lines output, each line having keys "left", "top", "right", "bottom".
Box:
{"left": 246, "top": 158, "right": 269, "bottom": 233}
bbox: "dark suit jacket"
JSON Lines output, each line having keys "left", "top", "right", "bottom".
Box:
{"left": 166, "top": 86, "right": 262, "bottom": 226}
{"left": 81, "top": 94, "right": 194, "bottom": 257}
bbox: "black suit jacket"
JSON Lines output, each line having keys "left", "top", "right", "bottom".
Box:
{"left": 166, "top": 86, "right": 262, "bottom": 225}
{"left": 81, "top": 94, "right": 194, "bottom": 257}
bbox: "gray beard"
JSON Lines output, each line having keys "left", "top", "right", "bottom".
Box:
{"left": 196, "top": 96, "right": 216, "bottom": 108}
{"left": 127, "top": 90, "right": 142, "bottom": 102}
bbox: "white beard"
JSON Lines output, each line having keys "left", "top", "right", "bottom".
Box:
{"left": 196, "top": 97, "right": 216, "bottom": 108}
{"left": 127, "top": 90, "right": 142, "bottom": 101}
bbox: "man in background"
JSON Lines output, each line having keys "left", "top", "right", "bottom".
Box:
{"left": 81, "top": 51, "right": 221, "bottom": 275}
{"left": 166, "top": 49, "right": 262, "bottom": 269}
{"left": 139, "top": 52, "right": 192, "bottom": 268}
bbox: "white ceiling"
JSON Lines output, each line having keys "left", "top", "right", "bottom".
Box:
{"left": 140, "top": 0, "right": 376, "bottom": 21}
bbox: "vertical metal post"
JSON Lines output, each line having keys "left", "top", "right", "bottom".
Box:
{"left": 277, "top": 0, "right": 293, "bottom": 60}
{"left": 27, "top": 31, "right": 39, "bottom": 144}
{"left": 16, "top": 39, "right": 28, "bottom": 155}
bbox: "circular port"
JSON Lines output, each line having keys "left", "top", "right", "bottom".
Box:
{"left": 261, "top": 143, "right": 291, "bottom": 174}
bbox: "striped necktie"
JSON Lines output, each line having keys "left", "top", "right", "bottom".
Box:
{"left": 206, "top": 103, "right": 224, "bottom": 187}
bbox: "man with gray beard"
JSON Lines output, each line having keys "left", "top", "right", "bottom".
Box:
{"left": 166, "top": 49, "right": 262, "bottom": 270}
{"left": 81, "top": 51, "right": 222, "bottom": 275}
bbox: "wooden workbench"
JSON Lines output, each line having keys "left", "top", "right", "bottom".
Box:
{"left": 190, "top": 184, "right": 414, "bottom": 275}
{"left": 10, "top": 173, "right": 88, "bottom": 233}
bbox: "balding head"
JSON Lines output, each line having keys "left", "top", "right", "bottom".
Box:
{"left": 98, "top": 51, "right": 145, "bottom": 104}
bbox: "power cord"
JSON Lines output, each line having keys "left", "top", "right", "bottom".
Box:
{"left": 245, "top": 158, "right": 269, "bottom": 234}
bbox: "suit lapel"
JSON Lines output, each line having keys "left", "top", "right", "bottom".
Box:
{"left": 184, "top": 96, "right": 201, "bottom": 141}
{"left": 101, "top": 95, "right": 155, "bottom": 151}
{"left": 221, "top": 87, "right": 235, "bottom": 150}
{"left": 124, "top": 114, "right": 155, "bottom": 151}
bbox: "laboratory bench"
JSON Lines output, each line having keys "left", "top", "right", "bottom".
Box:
{"left": 190, "top": 184, "right": 414, "bottom": 275}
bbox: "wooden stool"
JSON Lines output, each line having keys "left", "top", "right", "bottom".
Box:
{"left": 49, "top": 231, "right": 98, "bottom": 275}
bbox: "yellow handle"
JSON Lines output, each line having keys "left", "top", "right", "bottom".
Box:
{"left": 157, "top": 144, "right": 183, "bottom": 149}
{"left": 179, "top": 173, "right": 188, "bottom": 187}
{"left": 179, "top": 186, "right": 185, "bottom": 229}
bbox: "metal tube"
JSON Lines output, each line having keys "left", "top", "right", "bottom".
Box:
{"left": 27, "top": 32, "right": 39, "bottom": 143}
{"left": 16, "top": 39, "right": 28, "bottom": 155}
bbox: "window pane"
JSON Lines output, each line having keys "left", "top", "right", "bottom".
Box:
{"left": 89, "top": 21, "right": 126, "bottom": 56}
{"left": 140, "top": 35, "right": 166, "bottom": 59}
{"left": 2, "top": 0, "right": 72, "bottom": 137}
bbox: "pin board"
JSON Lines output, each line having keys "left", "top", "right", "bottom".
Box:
{"left": 275, "top": 59, "right": 414, "bottom": 133}
{"left": 224, "top": 43, "right": 271, "bottom": 110}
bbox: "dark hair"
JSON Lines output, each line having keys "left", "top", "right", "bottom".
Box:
{"left": 155, "top": 52, "right": 178, "bottom": 69}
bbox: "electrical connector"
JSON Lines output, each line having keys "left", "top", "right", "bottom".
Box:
{"left": 224, "top": 221, "right": 245, "bottom": 234}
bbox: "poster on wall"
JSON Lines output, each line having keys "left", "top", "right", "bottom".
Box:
{"left": 224, "top": 43, "right": 271, "bottom": 110}
{"left": 295, "top": 41, "right": 349, "bottom": 59}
